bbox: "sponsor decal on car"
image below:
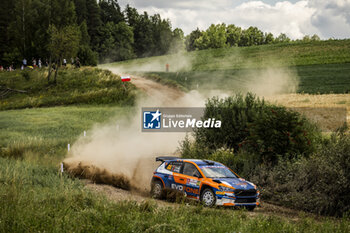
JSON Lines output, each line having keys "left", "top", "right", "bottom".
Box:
{"left": 185, "top": 187, "right": 199, "bottom": 195}
{"left": 186, "top": 178, "right": 201, "bottom": 187}
{"left": 171, "top": 184, "right": 184, "bottom": 191}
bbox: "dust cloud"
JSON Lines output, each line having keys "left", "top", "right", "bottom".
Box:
{"left": 243, "top": 67, "right": 299, "bottom": 96}
{"left": 103, "top": 52, "right": 193, "bottom": 73}
{"left": 63, "top": 81, "right": 209, "bottom": 193}
{"left": 65, "top": 54, "right": 300, "bottom": 193}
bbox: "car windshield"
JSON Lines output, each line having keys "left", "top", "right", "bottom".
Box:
{"left": 199, "top": 166, "right": 237, "bottom": 178}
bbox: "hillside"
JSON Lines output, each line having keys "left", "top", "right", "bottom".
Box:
{"left": 105, "top": 40, "right": 350, "bottom": 94}
{"left": 0, "top": 67, "right": 136, "bottom": 110}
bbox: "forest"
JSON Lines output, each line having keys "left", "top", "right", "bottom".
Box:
{"left": 0, "top": 0, "right": 321, "bottom": 67}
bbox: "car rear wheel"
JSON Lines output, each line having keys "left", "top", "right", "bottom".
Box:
{"left": 200, "top": 188, "right": 216, "bottom": 207}
{"left": 151, "top": 180, "right": 163, "bottom": 199}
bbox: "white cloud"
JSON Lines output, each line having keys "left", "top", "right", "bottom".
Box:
{"left": 118, "top": 0, "right": 350, "bottom": 39}
{"left": 309, "top": 0, "right": 350, "bottom": 38}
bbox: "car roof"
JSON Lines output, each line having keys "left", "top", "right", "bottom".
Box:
{"left": 167, "top": 158, "right": 223, "bottom": 166}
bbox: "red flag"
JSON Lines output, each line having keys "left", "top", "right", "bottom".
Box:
{"left": 121, "top": 76, "right": 131, "bottom": 82}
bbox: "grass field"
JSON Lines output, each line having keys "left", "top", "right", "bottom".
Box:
{"left": 0, "top": 106, "right": 133, "bottom": 163}
{"left": 0, "top": 106, "right": 349, "bottom": 232}
{"left": 105, "top": 40, "right": 350, "bottom": 94}
{"left": 1, "top": 105, "right": 349, "bottom": 232}
{"left": 2, "top": 157, "right": 349, "bottom": 233}
{"left": 0, "top": 67, "right": 135, "bottom": 110}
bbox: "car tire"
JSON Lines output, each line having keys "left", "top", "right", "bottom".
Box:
{"left": 151, "top": 180, "right": 163, "bottom": 199}
{"left": 200, "top": 188, "right": 216, "bottom": 207}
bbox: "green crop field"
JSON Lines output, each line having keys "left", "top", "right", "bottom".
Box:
{"left": 106, "top": 40, "right": 350, "bottom": 94}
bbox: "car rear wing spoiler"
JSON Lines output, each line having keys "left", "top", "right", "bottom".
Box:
{"left": 156, "top": 156, "right": 180, "bottom": 162}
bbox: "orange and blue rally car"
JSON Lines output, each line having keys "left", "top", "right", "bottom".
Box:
{"left": 151, "top": 157, "right": 260, "bottom": 210}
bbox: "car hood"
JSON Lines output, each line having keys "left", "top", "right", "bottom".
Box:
{"left": 213, "top": 178, "right": 255, "bottom": 190}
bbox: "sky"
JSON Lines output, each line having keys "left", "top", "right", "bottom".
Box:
{"left": 117, "top": 0, "right": 350, "bottom": 39}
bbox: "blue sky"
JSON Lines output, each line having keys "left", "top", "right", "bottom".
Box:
{"left": 118, "top": 0, "right": 350, "bottom": 39}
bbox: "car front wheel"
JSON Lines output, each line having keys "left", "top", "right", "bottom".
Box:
{"left": 151, "top": 180, "right": 163, "bottom": 199}
{"left": 200, "top": 188, "right": 216, "bottom": 207}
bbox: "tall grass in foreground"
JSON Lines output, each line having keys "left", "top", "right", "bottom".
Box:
{"left": 0, "top": 157, "right": 349, "bottom": 233}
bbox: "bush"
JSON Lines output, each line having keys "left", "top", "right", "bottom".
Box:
{"left": 250, "top": 128, "right": 350, "bottom": 216}
{"left": 192, "top": 93, "right": 320, "bottom": 164}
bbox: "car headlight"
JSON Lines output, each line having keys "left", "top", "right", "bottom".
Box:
{"left": 219, "top": 186, "right": 235, "bottom": 192}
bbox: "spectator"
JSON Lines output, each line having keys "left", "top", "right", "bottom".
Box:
{"left": 32, "top": 58, "right": 37, "bottom": 68}
{"left": 38, "top": 58, "right": 42, "bottom": 68}
{"left": 71, "top": 57, "right": 74, "bottom": 65}
{"left": 45, "top": 59, "right": 49, "bottom": 67}
{"left": 63, "top": 58, "right": 67, "bottom": 67}
{"left": 0, "top": 65, "right": 3, "bottom": 71}
{"left": 23, "top": 58, "right": 27, "bottom": 67}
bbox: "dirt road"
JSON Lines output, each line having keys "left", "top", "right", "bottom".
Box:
{"left": 107, "top": 68, "right": 184, "bottom": 104}
{"left": 84, "top": 179, "right": 322, "bottom": 222}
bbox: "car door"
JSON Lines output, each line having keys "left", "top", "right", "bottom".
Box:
{"left": 181, "top": 162, "right": 202, "bottom": 199}
{"left": 165, "top": 161, "right": 185, "bottom": 191}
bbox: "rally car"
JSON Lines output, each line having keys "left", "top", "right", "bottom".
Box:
{"left": 151, "top": 157, "right": 260, "bottom": 210}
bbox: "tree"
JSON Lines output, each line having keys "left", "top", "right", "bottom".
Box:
{"left": 185, "top": 28, "right": 202, "bottom": 51}
{"left": 170, "top": 28, "right": 185, "bottom": 53}
{"left": 132, "top": 12, "right": 155, "bottom": 57}
{"left": 78, "top": 20, "right": 97, "bottom": 65}
{"left": 0, "top": 0, "right": 16, "bottom": 65}
{"left": 99, "top": 21, "right": 134, "bottom": 62}
{"left": 73, "top": 0, "right": 88, "bottom": 24}
{"left": 302, "top": 35, "right": 311, "bottom": 42}
{"left": 226, "top": 24, "right": 241, "bottom": 47}
{"left": 86, "top": 0, "right": 102, "bottom": 51}
{"left": 275, "top": 33, "right": 291, "bottom": 43}
{"left": 239, "top": 27, "right": 264, "bottom": 46}
{"left": 194, "top": 24, "right": 227, "bottom": 50}
{"left": 99, "top": 0, "right": 124, "bottom": 25}
{"left": 151, "top": 14, "right": 173, "bottom": 55}
{"left": 47, "top": 25, "right": 80, "bottom": 83}
{"left": 264, "top": 32, "right": 275, "bottom": 44}
{"left": 311, "top": 34, "right": 320, "bottom": 41}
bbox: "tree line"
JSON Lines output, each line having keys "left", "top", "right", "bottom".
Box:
{"left": 0, "top": 0, "right": 322, "bottom": 68}
{"left": 0, "top": 0, "right": 184, "bottom": 67}
{"left": 185, "top": 24, "right": 321, "bottom": 51}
